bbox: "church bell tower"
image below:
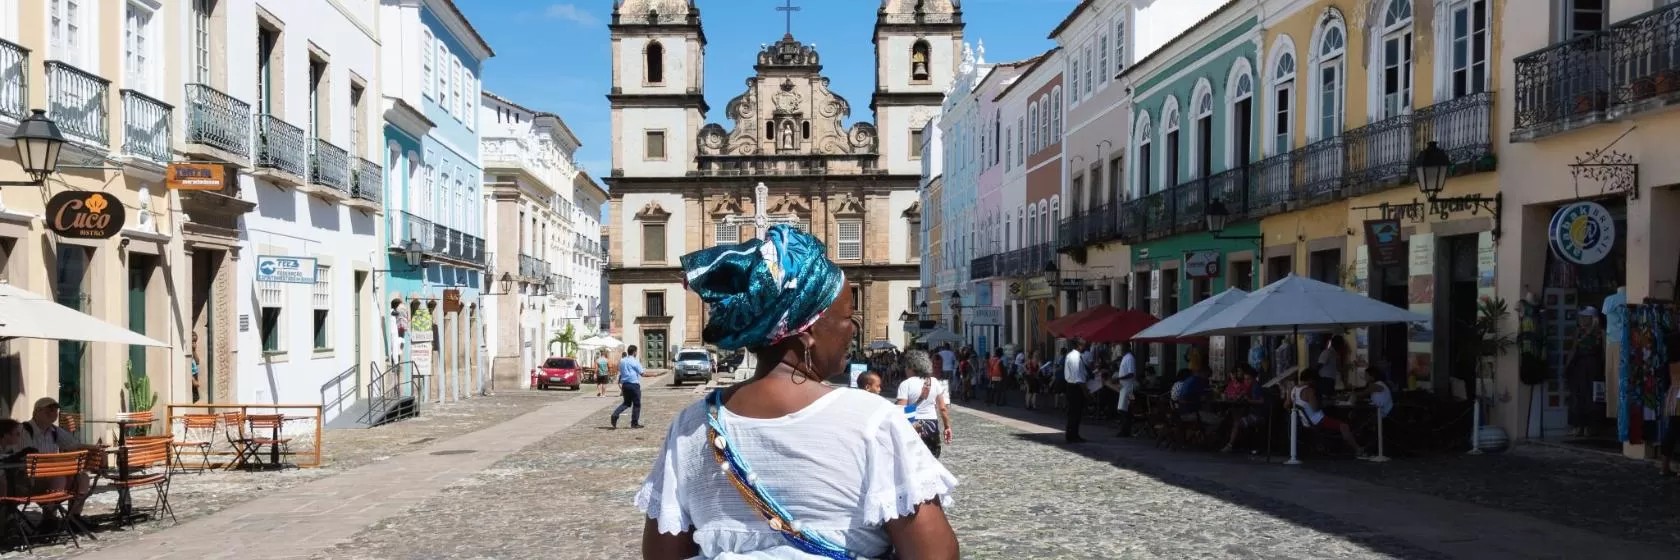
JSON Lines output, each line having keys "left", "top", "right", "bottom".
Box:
{"left": 608, "top": 0, "right": 707, "bottom": 178}
{"left": 872, "top": 0, "right": 964, "bottom": 176}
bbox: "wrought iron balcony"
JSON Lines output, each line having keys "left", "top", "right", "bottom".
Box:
{"left": 352, "top": 157, "right": 382, "bottom": 204}
{"left": 256, "top": 115, "right": 307, "bottom": 177}
{"left": 392, "top": 211, "right": 433, "bottom": 251}
{"left": 519, "top": 254, "right": 545, "bottom": 279}
{"left": 119, "top": 90, "right": 172, "bottom": 164}
{"left": 1119, "top": 168, "right": 1246, "bottom": 244}
{"left": 184, "top": 84, "right": 252, "bottom": 158}
{"left": 1415, "top": 91, "right": 1495, "bottom": 172}
{"left": 1297, "top": 137, "right": 1345, "bottom": 206}
{"left": 1514, "top": 2, "right": 1680, "bottom": 138}
{"left": 468, "top": 235, "right": 487, "bottom": 266}
{"left": 0, "top": 39, "right": 28, "bottom": 122}
{"left": 1057, "top": 213, "right": 1086, "bottom": 251}
{"left": 45, "top": 60, "right": 109, "bottom": 147}
{"left": 970, "top": 254, "right": 997, "bottom": 279}
{"left": 1343, "top": 113, "right": 1414, "bottom": 196}
{"left": 309, "top": 138, "right": 351, "bottom": 192}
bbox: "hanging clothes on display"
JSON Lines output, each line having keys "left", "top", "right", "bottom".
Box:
{"left": 1618, "top": 304, "right": 1673, "bottom": 442}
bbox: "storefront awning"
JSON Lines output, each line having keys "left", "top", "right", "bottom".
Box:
{"left": 0, "top": 283, "right": 167, "bottom": 346}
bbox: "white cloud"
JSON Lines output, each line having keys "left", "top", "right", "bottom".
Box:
{"left": 545, "top": 4, "right": 599, "bottom": 26}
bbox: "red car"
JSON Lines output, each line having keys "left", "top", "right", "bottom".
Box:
{"left": 534, "top": 357, "right": 582, "bottom": 390}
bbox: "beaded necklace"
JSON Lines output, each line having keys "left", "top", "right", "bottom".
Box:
{"left": 704, "top": 390, "right": 855, "bottom": 559}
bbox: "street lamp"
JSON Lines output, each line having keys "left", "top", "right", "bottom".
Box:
{"left": 2, "top": 110, "right": 67, "bottom": 186}
{"left": 1413, "top": 141, "right": 1503, "bottom": 238}
{"left": 1205, "top": 199, "right": 1263, "bottom": 242}
{"left": 482, "top": 272, "right": 515, "bottom": 295}
{"left": 399, "top": 238, "right": 426, "bottom": 269}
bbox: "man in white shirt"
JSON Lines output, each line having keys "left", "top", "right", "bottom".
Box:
{"left": 1063, "top": 340, "right": 1089, "bottom": 443}
{"left": 937, "top": 344, "right": 958, "bottom": 381}
{"left": 1113, "top": 343, "right": 1140, "bottom": 437}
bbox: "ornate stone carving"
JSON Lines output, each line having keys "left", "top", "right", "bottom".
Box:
{"left": 708, "top": 195, "right": 744, "bottom": 216}
{"left": 635, "top": 201, "right": 672, "bottom": 221}
{"left": 697, "top": 124, "right": 728, "bottom": 156}
{"left": 848, "top": 123, "right": 878, "bottom": 154}
{"left": 832, "top": 193, "right": 866, "bottom": 216}
{"left": 772, "top": 80, "right": 802, "bottom": 114}
{"left": 757, "top": 34, "right": 820, "bottom": 67}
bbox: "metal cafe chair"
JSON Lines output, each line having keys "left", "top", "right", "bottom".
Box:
{"left": 0, "top": 451, "right": 93, "bottom": 551}
{"left": 100, "top": 439, "right": 177, "bottom": 526}
{"left": 171, "top": 414, "right": 221, "bottom": 474}
{"left": 243, "top": 415, "right": 293, "bottom": 470}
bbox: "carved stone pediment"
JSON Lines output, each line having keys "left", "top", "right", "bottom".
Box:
{"left": 708, "top": 196, "right": 744, "bottom": 216}
{"left": 901, "top": 200, "right": 922, "bottom": 220}
{"left": 635, "top": 201, "right": 672, "bottom": 221}
{"left": 832, "top": 193, "right": 866, "bottom": 217}
{"left": 768, "top": 195, "right": 810, "bottom": 216}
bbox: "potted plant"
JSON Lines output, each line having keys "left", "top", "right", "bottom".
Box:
{"left": 1573, "top": 89, "right": 1608, "bottom": 115}
{"left": 1469, "top": 295, "right": 1515, "bottom": 452}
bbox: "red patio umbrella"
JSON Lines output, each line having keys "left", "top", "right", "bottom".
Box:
{"left": 1046, "top": 303, "right": 1119, "bottom": 337}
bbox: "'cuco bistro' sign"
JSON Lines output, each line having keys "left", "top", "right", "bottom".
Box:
{"left": 46, "top": 191, "right": 125, "bottom": 239}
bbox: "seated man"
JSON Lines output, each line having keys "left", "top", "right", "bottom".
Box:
{"left": 21, "top": 398, "right": 103, "bottom": 527}
{"left": 1174, "top": 369, "right": 1220, "bottom": 427}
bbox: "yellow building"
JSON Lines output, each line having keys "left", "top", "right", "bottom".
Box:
{"left": 1254, "top": 0, "right": 1502, "bottom": 392}
{"left": 0, "top": 2, "right": 187, "bottom": 421}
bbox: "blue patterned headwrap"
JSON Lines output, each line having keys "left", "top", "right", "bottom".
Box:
{"left": 680, "top": 224, "right": 845, "bottom": 351}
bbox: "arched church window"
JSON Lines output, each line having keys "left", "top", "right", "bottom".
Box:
{"left": 911, "top": 40, "right": 931, "bottom": 82}
{"left": 645, "top": 41, "right": 665, "bottom": 84}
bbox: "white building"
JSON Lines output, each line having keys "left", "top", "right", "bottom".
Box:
{"left": 220, "top": 0, "right": 387, "bottom": 409}
{"left": 480, "top": 92, "right": 584, "bottom": 385}
{"left": 570, "top": 174, "right": 608, "bottom": 335}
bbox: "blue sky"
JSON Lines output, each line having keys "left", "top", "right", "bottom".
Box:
{"left": 457, "top": 0, "right": 1082, "bottom": 184}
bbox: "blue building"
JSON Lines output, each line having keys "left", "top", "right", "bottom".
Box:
{"left": 378, "top": 0, "right": 495, "bottom": 402}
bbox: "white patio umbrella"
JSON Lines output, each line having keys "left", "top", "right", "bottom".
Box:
{"left": 0, "top": 283, "right": 166, "bottom": 346}
{"left": 1184, "top": 275, "right": 1427, "bottom": 337}
{"left": 916, "top": 328, "right": 963, "bottom": 345}
{"left": 578, "top": 334, "right": 625, "bottom": 349}
{"left": 1131, "top": 287, "right": 1249, "bottom": 342}
{"left": 1183, "top": 275, "right": 1425, "bottom": 465}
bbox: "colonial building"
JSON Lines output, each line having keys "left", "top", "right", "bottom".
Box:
{"left": 380, "top": 0, "right": 494, "bottom": 401}
{"left": 992, "top": 51, "right": 1064, "bottom": 356}
{"left": 0, "top": 0, "right": 185, "bottom": 421}
{"left": 481, "top": 91, "right": 582, "bottom": 388}
{"left": 570, "top": 172, "right": 608, "bottom": 334}
{"left": 605, "top": 0, "right": 957, "bottom": 366}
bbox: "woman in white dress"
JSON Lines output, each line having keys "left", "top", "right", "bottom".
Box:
{"left": 638, "top": 225, "right": 960, "bottom": 559}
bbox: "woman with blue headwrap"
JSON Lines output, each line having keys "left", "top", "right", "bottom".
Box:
{"left": 637, "top": 225, "right": 959, "bottom": 560}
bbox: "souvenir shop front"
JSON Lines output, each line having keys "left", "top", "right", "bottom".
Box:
{"left": 1523, "top": 198, "right": 1628, "bottom": 443}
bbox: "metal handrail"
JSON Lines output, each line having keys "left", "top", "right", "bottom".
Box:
{"left": 309, "top": 138, "right": 351, "bottom": 191}
{"left": 256, "top": 114, "right": 307, "bottom": 177}
{"left": 320, "top": 364, "right": 358, "bottom": 419}
{"left": 45, "top": 60, "right": 110, "bottom": 146}
{"left": 352, "top": 157, "right": 383, "bottom": 203}
{"left": 120, "top": 89, "right": 173, "bottom": 163}
{"left": 0, "top": 38, "right": 29, "bottom": 122}
{"left": 184, "top": 83, "right": 252, "bottom": 157}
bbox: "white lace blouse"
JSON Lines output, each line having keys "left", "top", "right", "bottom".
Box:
{"left": 636, "top": 388, "right": 959, "bottom": 559}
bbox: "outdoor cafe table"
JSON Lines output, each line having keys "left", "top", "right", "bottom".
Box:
{"left": 240, "top": 415, "right": 314, "bottom": 470}
{"left": 82, "top": 418, "right": 151, "bottom": 521}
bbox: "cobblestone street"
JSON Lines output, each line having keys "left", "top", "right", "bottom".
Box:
{"left": 36, "top": 386, "right": 1677, "bottom": 559}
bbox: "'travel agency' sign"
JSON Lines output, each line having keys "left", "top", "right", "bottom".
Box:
{"left": 46, "top": 191, "right": 126, "bottom": 239}
{"left": 255, "top": 256, "right": 319, "bottom": 284}
{"left": 165, "top": 162, "right": 228, "bottom": 190}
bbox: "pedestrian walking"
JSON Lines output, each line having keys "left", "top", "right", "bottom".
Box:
{"left": 897, "top": 350, "right": 953, "bottom": 457}
{"left": 611, "top": 345, "right": 644, "bottom": 429}
{"left": 1063, "top": 340, "right": 1090, "bottom": 443}
{"left": 595, "top": 350, "right": 612, "bottom": 398}
{"left": 637, "top": 224, "right": 958, "bottom": 559}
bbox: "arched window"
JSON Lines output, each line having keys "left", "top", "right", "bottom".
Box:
{"left": 1049, "top": 197, "right": 1060, "bottom": 248}
{"left": 1270, "top": 39, "right": 1297, "bottom": 154}
{"left": 802, "top": 121, "right": 811, "bottom": 139}
{"left": 1193, "top": 81, "right": 1214, "bottom": 178}
{"left": 1312, "top": 15, "right": 1347, "bottom": 140}
{"left": 1160, "top": 97, "right": 1181, "bottom": 189}
{"left": 1134, "top": 112, "right": 1154, "bottom": 196}
{"left": 911, "top": 40, "right": 932, "bottom": 82}
{"left": 1039, "top": 95, "right": 1051, "bottom": 149}
{"left": 1227, "top": 57, "right": 1256, "bottom": 167}
{"left": 1051, "top": 87, "right": 1063, "bottom": 140}
{"left": 645, "top": 41, "right": 665, "bottom": 84}
{"left": 1376, "top": 0, "right": 1413, "bottom": 118}
{"left": 1021, "top": 100, "right": 1034, "bottom": 151}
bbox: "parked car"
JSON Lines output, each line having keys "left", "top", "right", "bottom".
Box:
{"left": 534, "top": 356, "right": 581, "bottom": 390}
{"left": 672, "top": 349, "right": 715, "bottom": 386}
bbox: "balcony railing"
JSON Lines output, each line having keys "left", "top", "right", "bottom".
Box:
{"left": 519, "top": 254, "right": 545, "bottom": 279}
{"left": 0, "top": 39, "right": 28, "bottom": 122}
{"left": 119, "top": 90, "right": 172, "bottom": 164}
{"left": 184, "top": 84, "right": 252, "bottom": 158}
{"left": 393, "top": 211, "right": 433, "bottom": 250}
{"left": 994, "top": 244, "right": 1052, "bottom": 278}
{"left": 1343, "top": 112, "right": 1414, "bottom": 196}
{"left": 256, "top": 115, "right": 307, "bottom": 177}
{"left": 970, "top": 254, "right": 997, "bottom": 279}
{"left": 1298, "top": 137, "right": 1345, "bottom": 205}
{"left": 309, "top": 138, "right": 351, "bottom": 192}
{"left": 45, "top": 60, "right": 109, "bottom": 147}
{"left": 352, "top": 157, "right": 382, "bottom": 204}
{"left": 1415, "top": 91, "right": 1495, "bottom": 171}
{"left": 1514, "top": 2, "right": 1680, "bottom": 136}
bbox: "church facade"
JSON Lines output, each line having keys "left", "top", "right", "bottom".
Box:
{"left": 605, "top": 0, "right": 962, "bottom": 367}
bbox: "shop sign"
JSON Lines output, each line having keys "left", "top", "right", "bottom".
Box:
{"left": 1364, "top": 219, "right": 1405, "bottom": 268}
{"left": 410, "top": 306, "right": 435, "bottom": 343}
{"left": 1548, "top": 201, "right": 1615, "bottom": 265}
{"left": 45, "top": 191, "right": 125, "bottom": 239}
{"left": 1008, "top": 282, "right": 1022, "bottom": 296}
{"left": 969, "top": 306, "right": 1002, "bottom": 326}
{"left": 255, "top": 256, "right": 318, "bottom": 284}
{"left": 165, "top": 162, "right": 227, "bottom": 190}
{"left": 1025, "top": 277, "right": 1054, "bottom": 299}
{"left": 411, "top": 341, "right": 434, "bottom": 378}
{"left": 1184, "top": 251, "right": 1221, "bottom": 279}
{"left": 442, "top": 288, "right": 463, "bottom": 314}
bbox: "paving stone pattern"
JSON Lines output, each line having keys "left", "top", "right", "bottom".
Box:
{"left": 6, "top": 392, "right": 565, "bottom": 560}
